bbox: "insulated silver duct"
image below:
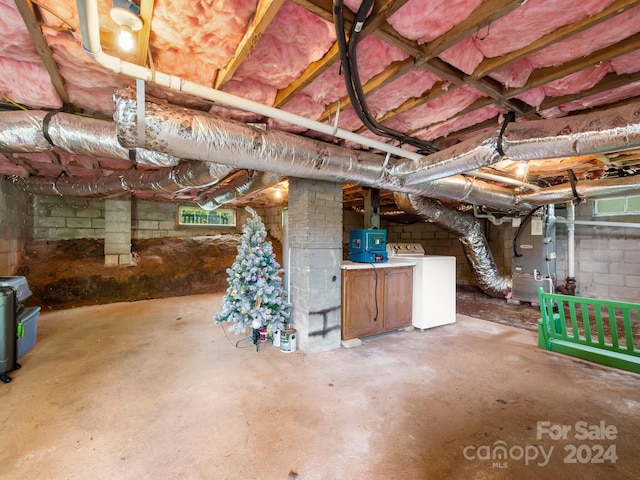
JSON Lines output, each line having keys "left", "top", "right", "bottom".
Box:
{"left": 394, "top": 101, "right": 640, "bottom": 183}
{"left": 519, "top": 174, "right": 640, "bottom": 205}
{"left": 394, "top": 192, "right": 512, "bottom": 298}
{"left": 198, "top": 171, "right": 283, "bottom": 210}
{"left": 10, "top": 160, "right": 233, "bottom": 197}
{"left": 112, "top": 88, "right": 529, "bottom": 213}
{"left": 0, "top": 110, "right": 181, "bottom": 167}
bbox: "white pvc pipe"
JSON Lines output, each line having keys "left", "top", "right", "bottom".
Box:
{"left": 77, "top": 0, "right": 422, "bottom": 162}
{"left": 465, "top": 171, "right": 542, "bottom": 191}
{"left": 556, "top": 217, "right": 640, "bottom": 229}
{"left": 565, "top": 202, "right": 576, "bottom": 279}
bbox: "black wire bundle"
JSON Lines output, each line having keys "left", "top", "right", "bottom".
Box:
{"left": 333, "top": 0, "right": 439, "bottom": 155}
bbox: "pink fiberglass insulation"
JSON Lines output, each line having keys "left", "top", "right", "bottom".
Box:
{"left": 0, "top": 1, "right": 42, "bottom": 63}
{"left": 151, "top": 0, "right": 257, "bottom": 72}
{"left": 18, "top": 152, "right": 64, "bottom": 177}
{"left": 416, "top": 104, "right": 504, "bottom": 141}
{"left": 303, "top": 35, "right": 408, "bottom": 105}
{"left": 58, "top": 151, "right": 96, "bottom": 171}
{"left": 0, "top": 153, "right": 28, "bottom": 177}
{"left": 525, "top": 5, "right": 640, "bottom": 69}
{"left": 541, "top": 65, "right": 612, "bottom": 97}
{"left": 472, "top": 0, "right": 616, "bottom": 59}
{"left": 384, "top": 86, "right": 485, "bottom": 132}
{"left": 44, "top": 30, "right": 130, "bottom": 115}
{"left": 365, "top": 69, "right": 442, "bottom": 118}
{"left": 611, "top": 51, "right": 640, "bottom": 75}
{"left": 233, "top": 2, "right": 335, "bottom": 90}
{"left": 97, "top": 157, "right": 136, "bottom": 171}
{"left": 438, "top": 38, "right": 484, "bottom": 76}
{"left": 303, "top": 63, "right": 347, "bottom": 104}
{"left": 515, "top": 64, "right": 612, "bottom": 108}
{"left": 540, "top": 81, "right": 640, "bottom": 119}
{"left": 489, "top": 59, "right": 534, "bottom": 89}
{"left": 0, "top": 57, "right": 62, "bottom": 109}
{"left": 386, "top": 0, "right": 483, "bottom": 44}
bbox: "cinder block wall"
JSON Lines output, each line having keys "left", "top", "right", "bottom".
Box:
{"left": 259, "top": 206, "right": 285, "bottom": 241}
{"left": 0, "top": 178, "right": 32, "bottom": 275}
{"left": 32, "top": 196, "right": 244, "bottom": 240}
{"left": 33, "top": 196, "right": 104, "bottom": 240}
{"left": 554, "top": 201, "right": 640, "bottom": 301}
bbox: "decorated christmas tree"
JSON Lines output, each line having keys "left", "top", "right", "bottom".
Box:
{"left": 215, "top": 207, "right": 290, "bottom": 336}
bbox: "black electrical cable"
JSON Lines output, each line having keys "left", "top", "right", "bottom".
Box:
{"left": 333, "top": 0, "right": 439, "bottom": 155}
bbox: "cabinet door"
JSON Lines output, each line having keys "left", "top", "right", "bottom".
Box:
{"left": 383, "top": 267, "right": 413, "bottom": 331}
{"left": 342, "top": 269, "right": 382, "bottom": 340}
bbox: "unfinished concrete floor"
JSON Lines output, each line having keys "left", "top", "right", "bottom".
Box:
{"left": 1, "top": 293, "right": 638, "bottom": 479}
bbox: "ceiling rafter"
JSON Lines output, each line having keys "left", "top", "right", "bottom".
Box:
{"left": 507, "top": 33, "right": 640, "bottom": 99}
{"left": 470, "top": 0, "right": 640, "bottom": 80}
{"left": 13, "top": 0, "right": 69, "bottom": 104}
{"left": 419, "top": 0, "right": 525, "bottom": 62}
{"left": 214, "top": 0, "right": 287, "bottom": 89}
{"left": 539, "top": 70, "right": 640, "bottom": 111}
{"left": 136, "top": 0, "right": 155, "bottom": 66}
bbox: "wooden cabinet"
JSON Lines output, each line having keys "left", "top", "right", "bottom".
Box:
{"left": 341, "top": 264, "right": 413, "bottom": 340}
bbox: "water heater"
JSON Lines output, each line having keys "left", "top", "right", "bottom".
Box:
{"left": 348, "top": 229, "right": 388, "bottom": 263}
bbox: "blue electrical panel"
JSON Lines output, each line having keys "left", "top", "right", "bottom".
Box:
{"left": 348, "top": 229, "right": 388, "bottom": 263}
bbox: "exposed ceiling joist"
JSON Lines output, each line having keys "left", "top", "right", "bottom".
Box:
{"left": 214, "top": 0, "right": 287, "bottom": 89}
{"left": 470, "top": 0, "right": 640, "bottom": 79}
{"left": 13, "top": 0, "right": 69, "bottom": 104}
{"left": 136, "top": 0, "right": 155, "bottom": 66}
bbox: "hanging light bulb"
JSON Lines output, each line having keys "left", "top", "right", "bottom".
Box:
{"left": 516, "top": 161, "right": 528, "bottom": 177}
{"left": 110, "top": 0, "right": 143, "bottom": 52}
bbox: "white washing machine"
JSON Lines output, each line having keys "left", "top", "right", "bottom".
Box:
{"left": 386, "top": 243, "right": 457, "bottom": 329}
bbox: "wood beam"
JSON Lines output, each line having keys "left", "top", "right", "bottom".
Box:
{"left": 471, "top": 0, "right": 640, "bottom": 79}
{"left": 13, "top": 0, "right": 69, "bottom": 104}
{"left": 136, "top": 0, "right": 155, "bottom": 66}
{"left": 274, "top": 42, "right": 340, "bottom": 108}
{"left": 214, "top": 0, "right": 287, "bottom": 89}
{"left": 508, "top": 33, "right": 640, "bottom": 99}
{"left": 538, "top": 71, "right": 640, "bottom": 111}
{"left": 421, "top": 0, "right": 525, "bottom": 61}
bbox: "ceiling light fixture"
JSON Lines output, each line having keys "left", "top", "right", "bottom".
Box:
{"left": 516, "top": 161, "right": 528, "bottom": 178}
{"left": 110, "top": 0, "right": 142, "bottom": 52}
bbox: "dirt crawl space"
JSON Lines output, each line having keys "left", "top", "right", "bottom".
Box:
{"left": 14, "top": 236, "right": 542, "bottom": 331}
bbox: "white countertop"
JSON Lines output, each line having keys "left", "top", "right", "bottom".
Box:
{"left": 341, "top": 260, "right": 417, "bottom": 270}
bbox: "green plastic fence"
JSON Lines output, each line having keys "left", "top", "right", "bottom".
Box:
{"left": 537, "top": 287, "right": 640, "bottom": 374}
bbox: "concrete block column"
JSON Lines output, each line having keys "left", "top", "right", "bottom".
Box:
{"left": 104, "top": 196, "right": 132, "bottom": 266}
{"left": 288, "top": 178, "right": 342, "bottom": 353}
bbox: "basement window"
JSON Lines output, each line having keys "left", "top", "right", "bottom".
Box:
{"left": 178, "top": 205, "right": 236, "bottom": 226}
{"left": 593, "top": 195, "right": 640, "bottom": 217}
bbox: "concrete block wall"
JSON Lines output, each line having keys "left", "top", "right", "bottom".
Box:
{"left": 32, "top": 196, "right": 244, "bottom": 241}
{"left": 132, "top": 201, "right": 244, "bottom": 239}
{"left": 257, "top": 205, "right": 285, "bottom": 243}
{"left": 0, "top": 177, "right": 32, "bottom": 275}
{"left": 104, "top": 197, "right": 132, "bottom": 266}
{"left": 554, "top": 201, "right": 640, "bottom": 302}
{"left": 32, "top": 196, "right": 104, "bottom": 241}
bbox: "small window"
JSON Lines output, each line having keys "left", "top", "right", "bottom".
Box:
{"left": 594, "top": 195, "right": 640, "bottom": 217}
{"left": 178, "top": 205, "right": 236, "bottom": 226}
